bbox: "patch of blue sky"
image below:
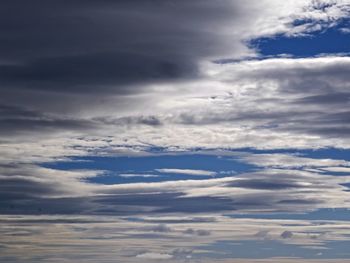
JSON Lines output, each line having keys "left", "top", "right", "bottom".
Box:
{"left": 41, "top": 147, "right": 350, "bottom": 185}
{"left": 298, "top": 148, "right": 350, "bottom": 161}
{"left": 249, "top": 18, "right": 350, "bottom": 58}
{"left": 42, "top": 154, "right": 256, "bottom": 185}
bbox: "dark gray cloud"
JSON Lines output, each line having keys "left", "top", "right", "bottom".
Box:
{"left": 281, "top": 230, "right": 293, "bottom": 239}
{"left": 296, "top": 92, "right": 350, "bottom": 104}
{"left": 0, "top": 0, "right": 242, "bottom": 94}
{"left": 0, "top": 0, "right": 251, "bottom": 140}
{"left": 96, "top": 115, "right": 163, "bottom": 127}
{"left": 127, "top": 216, "right": 217, "bottom": 224}
{"left": 184, "top": 228, "right": 211, "bottom": 236}
{"left": 0, "top": 52, "right": 197, "bottom": 93}
{"left": 142, "top": 224, "right": 172, "bottom": 233}
{"left": 227, "top": 179, "right": 308, "bottom": 190}
{"left": 0, "top": 104, "right": 95, "bottom": 136}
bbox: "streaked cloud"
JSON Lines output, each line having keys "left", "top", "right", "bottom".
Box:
{"left": 156, "top": 168, "right": 216, "bottom": 176}
{"left": 1, "top": 214, "right": 350, "bottom": 262}
{"left": 119, "top": 173, "right": 161, "bottom": 178}
{"left": 1, "top": 0, "right": 350, "bottom": 262}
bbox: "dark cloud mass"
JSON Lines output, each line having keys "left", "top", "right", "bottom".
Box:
{"left": 0, "top": 0, "right": 252, "bottom": 140}
{"left": 1, "top": 0, "right": 349, "bottom": 147}
{"left": 0, "top": 104, "right": 95, "bottom": 136}
{"left": 0, "top": 0, "right": 242, "bottom": 93}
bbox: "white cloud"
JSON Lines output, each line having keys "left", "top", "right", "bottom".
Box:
{"left": 321, "top": 167, "right": 350, "bottom": 173}
{"left": 119, "top": 174, "right": 161, "bottom": 178}
{"left": 136, "top": 252, "right": 173, "bottom": 260}
{"left": 155, "top": 168, "right": 216, "bottom": 176}
{"left": 238, "top": 153, "right": 350, "bottom": 168}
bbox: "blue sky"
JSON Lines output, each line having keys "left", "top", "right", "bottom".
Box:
{"left": 1, "top": 1, "right": 350, "bottom": 262}
{"left": 250, "top": 18, "right": 350, "bottom": 57}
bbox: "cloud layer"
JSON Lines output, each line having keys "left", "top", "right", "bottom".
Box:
{"left": 2, "top": 1, "right": 350, "bottom": 262}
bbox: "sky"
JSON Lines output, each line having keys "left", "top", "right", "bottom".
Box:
{"left": 1, "top": 0, "right": 350, "bottom": 262}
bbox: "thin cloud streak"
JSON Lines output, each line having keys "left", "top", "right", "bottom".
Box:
{"left": 155, "top": 168, "right": 216, "bottom": 176}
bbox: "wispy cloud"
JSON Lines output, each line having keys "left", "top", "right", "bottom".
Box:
{"left": 119, "top": 173, "right": 161, "bottom": 178}
{"left": 1, "top": 214, "right": 350, "bottom": 262}
{"left": 1, "top": 0, "right": 350, "bottom": 261}
{"left": 156, "top": 168, "right": 216, "bottom": 176}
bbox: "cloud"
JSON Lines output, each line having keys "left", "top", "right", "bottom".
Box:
{"left": 0, "top": 104, "right": 96, "bottom": 137}
{"left": 0, "top": 1, "right": 348, "bottom": 105}
{"left": 281, "top": 230, "right": 294, "bottom": 239}
{"left": 2, "top": 157, "right": 350, "bottom": 216}
{"left": 119, "top": 174, "right": 161, "bottom": 178}
{"left": 0, "top": 2, "right": 349, "bottom": 151}
{"left": 321, "top": 167, "right": 350, "bottom": 173}
{"left": 133, "top": 216, "right": 217, "bottom": 224}
{"left": 0, "top": 0, "right": 251, "bottom": 95}
{"left": 2, "top": 1, "right": 350, "bottom": 262}
{"left": 136, "top": 252, "right": 173, "bottom": 260}
{"left": 237, "top": 153, "right": 350, "bottom": 169}
{"left": 1, "top": 214, "right": 350, "bottom": 262}
{"left": 156, "top": 168, "right": 216, "bottom": 176}
{"left": 255, "top": 230, "right": 271, "bottom": 239}
{"left": 5, "top": 55, "right": 346, "bottom": 150}
{"left": 142, "top": 224, "right": 172, "bottom": 233}
{"left": 184, "top": 228, "right": 211, "bottom": 236}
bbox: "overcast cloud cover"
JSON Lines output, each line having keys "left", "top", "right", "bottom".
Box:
{"left": 1, "top": 0, "right": 350, "bottom": 262}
